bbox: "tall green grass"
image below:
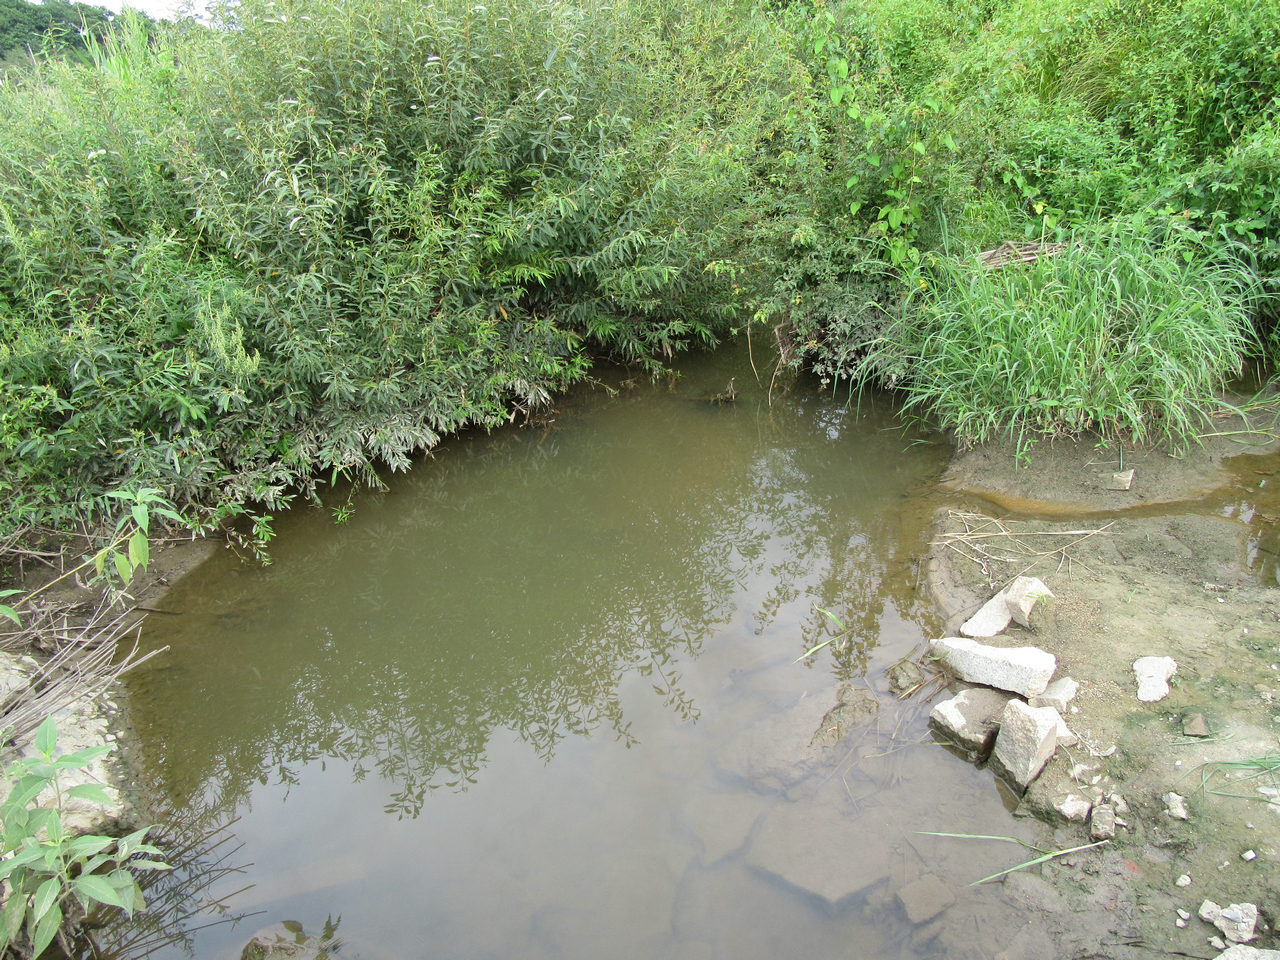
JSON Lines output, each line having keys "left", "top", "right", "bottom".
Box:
{"left": 865, "top": 221, "right": 1264, "bottom": 455}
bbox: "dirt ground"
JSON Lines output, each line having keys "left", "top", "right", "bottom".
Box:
{"left": 925, "top": 414, "right": 1280, "bottom": 959}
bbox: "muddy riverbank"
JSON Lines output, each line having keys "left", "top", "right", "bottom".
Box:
{"left": 924, "top": 410, "right": 1280, "bottom": 958}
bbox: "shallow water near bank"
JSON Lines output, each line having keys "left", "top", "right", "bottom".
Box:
{"left": 118, "top": 344, "right": 1055, "bottom": 960}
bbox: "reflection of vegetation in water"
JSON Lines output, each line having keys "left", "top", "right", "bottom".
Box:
{"left": 93, "top": 793, "right": 253, "bottom": 960}
{"left": 128, "top": 366, "right": 945, "bottom": 819}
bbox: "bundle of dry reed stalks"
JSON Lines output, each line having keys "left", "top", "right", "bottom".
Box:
{"left": 0, "top": 600, "right": 164, "bottom": 762}
{"left": 978, "top": 240, "right": 1068, "bottom": 270}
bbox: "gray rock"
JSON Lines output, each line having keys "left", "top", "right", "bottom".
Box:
{"left": 930, "top": 638, "right": 1056, "bottom": 697}
{"left": 1029, "top": 677, "right": 1079, "bottom": 712}
{"left": 1198, "top": 901, "right": 1258, "bottom": 944}
{"left": 718, "top": 690, "right": 836, "bottom": 794}
{"left": 1134, "top": 656, "right": 1178, "bottom": 702}
{"left": 1090, "top": 804, "right": 1117, "bottom": 840}
{"left": 1164, "top": 792, "right": 1190, "bottom": 821}
{"left": 929, "top": 687, "right": 1013, "bottom": 756}
{"left": 896, "top": 874, "right": 954, "bottom": 924}
{"left": 960, "top": 592, "right": 1014, "bottom": 638}
{"left": 1052, "top": 712, "right": 1078, "bottom": 747}
{"left": 746, "top": 802, "right": 891, "bottom": 907}
{"left": 1106, "top": 469, "right": 1135, "bottom": 491}
{"left": 991, "top": 701, "right": 1061, "bottom": 792}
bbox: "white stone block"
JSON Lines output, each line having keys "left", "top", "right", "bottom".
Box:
{"left": 992, "top": 700, "right": 1060, "bottom": 791}
{"left": 930, "top": 637, "right": 1056, "bottom": 697}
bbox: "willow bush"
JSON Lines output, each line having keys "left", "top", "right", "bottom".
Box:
{"left": 0, "top": 0, "right": 790, "bottom": 533}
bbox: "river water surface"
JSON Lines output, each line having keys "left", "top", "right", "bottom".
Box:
{"left": 120, "top": 343, "right": 1046, "bottom": 960}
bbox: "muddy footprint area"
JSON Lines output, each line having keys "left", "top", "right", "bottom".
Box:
{"left": 926, "top": 431, "right": 1280, "bottom": 959}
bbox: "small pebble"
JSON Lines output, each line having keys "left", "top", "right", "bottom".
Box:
{"left": 1176, "top": 874, "right": 1193, "bottom": 887}
{"left": 1243, "top": 850, "right": 1258, "bottom": 861}
{"left": 1210, "top": 936, "right": 1228, "bottom": 950}
{"left": 1175, "top": 760, "right": 1183, "bottom": 768}
{"left": 1178, "top": 909, "right": 1191, "bottom": 920}
{"left": 1176, "top": 918, "right": 1187, "bottom": 928}
{"left": 1071, "top": 706, "right": 1079, "bottom": 714}
{"left": 1248, "top": 823, "right": 1256, "bottom": 829}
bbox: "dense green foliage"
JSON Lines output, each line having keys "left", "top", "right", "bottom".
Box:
{"left": 1, "top": 0, "right": 1279, "bottom": 536}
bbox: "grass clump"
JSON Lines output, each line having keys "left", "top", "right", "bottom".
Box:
{"left": 865, "top": 220, "right": 1264, "bottom": 456}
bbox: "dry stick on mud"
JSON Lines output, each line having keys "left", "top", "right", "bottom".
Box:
{"left": 934, "top": 511, "right": 1114, "bottom": 588}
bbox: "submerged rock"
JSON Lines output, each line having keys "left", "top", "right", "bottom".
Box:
{"left": 896, "top": 874, "right": 954, "bottom": 924}
{"left": 681, "top": 792, "right": 766, "bottom": 865}
{"left": 886, "top": 660, "right": 926, "bottom": 698}
{"left": 991, "top": 701, "right": 1061, "bottom": 792}
{"left": 1133, "top": 656, "right": 1177, "bottom": 702}
{"left": 746, "top": 802, "right": 892, "bottom": 907}
{"left": 930, "top": 637, "right": 1056, "bottom": 697}
{"left": 929, "top": 687, "right": 1012, "bottom": 757}
{"left": 810, "top": 685, "right": 879, "bottom": 749}
{"left": 718, "top": 690, "right": 835, "bottom": 794}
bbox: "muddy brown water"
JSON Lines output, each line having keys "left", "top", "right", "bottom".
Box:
{"left": 121, "top": 344, "right": 1061, "bottom": 960}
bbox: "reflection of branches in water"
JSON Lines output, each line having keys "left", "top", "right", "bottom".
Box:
{"left": 93, "top": 792, "right": 258, "bottom": 960}
{"left": 129, "top": 380, "right": 947, "bottom": 819}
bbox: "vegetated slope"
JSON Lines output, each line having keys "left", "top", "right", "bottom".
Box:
{"left": 1, "top": 0, "right": 1278, "bottom": 540}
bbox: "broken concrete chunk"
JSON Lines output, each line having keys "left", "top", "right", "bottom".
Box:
{"left": 746, "top": 803, "right": 891, "bottom": 907}
{"left": 1053, "top": 794, "right": 1093, "bottom": 822}
{"left": 1004, "top": 577, "right": 1054, "bottom": 629}
{"left": 1134, "top": 656, "right": 1177, "bottom": 702}
{"left": 1176, "top": 874, "right": 1192, "bottom": 887}
{"left": 1106, "top": 469, "right": 1135, "bottom": 491}
{"left": 960, "top": 593, "right": 1013, "bottom": 638}
{"left": 930, "top": 637, "right": 1056, "bottom": 697}
{"left": 991, "top": 700, "right": 1060, "bottom": 792}
{"left": 1090, "top": 804, "right": 1117, "bottom": 840}
{"left": 1164, "top": 792, "right": 1190, "bottom": 820}
{"left": 1030, "top": 677, "right": 1079, "bottom": 712}
{"left": 896, "top": 874, "right": 954, "bottom": 924}
{"left": 959, "top": 577, "right": 1054, "bottom": 637}
{"left": 928, "top": 687, "right": 1013, "bottom": 756}
{"left": 1052, "top": 712, "right": 1078, "bottom": 747}
{"left": 1213, "top": 945, "right": 1280, "bottom": 959}
{"left": 1200, "top": 901, "right": 1259, "bottom": 944}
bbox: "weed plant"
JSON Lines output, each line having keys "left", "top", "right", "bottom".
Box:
{"left": 865, "top": 220, "right": 1263, "bottom": 456}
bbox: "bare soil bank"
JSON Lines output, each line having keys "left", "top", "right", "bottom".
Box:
{"left": 926, "top": 412, "right": 1280, "bottom": 958}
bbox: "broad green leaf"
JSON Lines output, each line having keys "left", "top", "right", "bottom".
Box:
{"left": 59, "top": 745, "right": 112, "bottom": 766}
{"left": 130, "top": 859, "right": 172, "bottom": 871}
{"left": 74, "top": 874, "right": 128, "bottom": 912}
{"left": 117, "top": 826, "right": 153, "bottom": 853}
{"left": 0, "top": 846, "right": 46, "bottom": 881}
{"left": 113, "top": 550, "right": 133, "bottom": 584}
{"left": 4, "top": 892, "right": 26, "bottom": 942}
{"left": 0, "top": 590, "right": 22, "bottom": 598}
{"left": 0, "top": 605, "right": 19, "bottom": 627}
{"left": 131, "top": 504, "right": 149, "bottom": 534}
{"left": 129, "top": 529, "right": 149, "bottom": 570}
{"left": 34, "top": 716, "right": 56, "bottom": 758}
{"left": 66, "top": 784, "right": 112, "bottom": 805}
{"left": 829, "top": 86, "right": 843, "bottom": 106}
{"left": 32, "top": 876, "right": 60, "bottom": 923}
{"left": 30, "top": 901, "right": 61, "bottom": 957}
{"left": 94, "top": 549, "right": 108, "bottom": 576}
